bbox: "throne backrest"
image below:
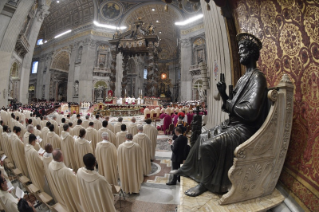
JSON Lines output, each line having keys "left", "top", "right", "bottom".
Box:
{"left": 219, "top": 74, "right": 294, "bottom": 205}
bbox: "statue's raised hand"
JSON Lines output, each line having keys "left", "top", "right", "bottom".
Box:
{"left": 217, "top": 81, "right": 226, "bottom": 96}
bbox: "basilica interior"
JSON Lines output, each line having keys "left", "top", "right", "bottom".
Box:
{"left": 0, "top": 0, "right": 318, "bottom": 212}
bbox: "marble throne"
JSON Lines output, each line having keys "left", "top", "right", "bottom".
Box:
{"left": 178, "top": 74, "right": 294, "bottom": 211}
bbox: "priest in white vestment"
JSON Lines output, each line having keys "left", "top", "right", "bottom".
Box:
{"left": 133, "top": 125, "right": 152, "bottom": 176}
{"left": 41, "top": 121, "right": 51, "bottom": 148}
{"left": 72, "top": 119, "right": 84, "bottom": 137}
{"left": 77, "top": 153, "right": 116, "bottom": 212}
{"left": 118, "top": 134, "right": 143, "bottom": 194}
{"left": 25, "top": 134, "right": 47, "bottom": 192}
{"left": 143, "top": 119, "right": 158, "bottom": 160}
{"left": 10, "top": 127, "right": 28, "bottom": 176}
{"left": 98, "top": 120, "right": 117, "bottom": 147}
{"left": 1, "top": 125, "right": 13, "bottom": 163}
{"left": 58, "top": 118, "right": 66, "bottom": 136}
{"left": 72, "top": 114, "right": 82, "bottom": 127}
{"left": 114, "top": 117, "right": 125, "bottom": 134}
{"left": 41, "top": 116, "right": 48, "bottom": 129}
{"left": 50, "top": 116, "right": 59, "bottom": 135}
{"left": 85, "top": 122, "right": 99, "bottom": 153}
{"left": 95, "top": 132, "right": 118, "bottom": 186}
{"left": 0, "top": 173, "right": 19, "bottom": 212}
{"left": 127, "top": 117, "right": 138, "bottom": 136}
{"left": 60, "top": 124, "right": 76, "bottom": 170}
{"left": 82, "top": 116, "right": 90, "bottom": 129}
{"left": 93, "top": 115, "right": 102, "bottom": 131}
{"left": 48, "top": 149, "right": 83, "bottom": 212}
{"left": 74, "top": 129, "right": 93, "bottom": 171}
{"left": 116, "top": 124, "right": 127, "bottom": 148}
{"left": 46, "top": 125, "right": 61, "bottom": 149}
{"left": 105, "top": 117, "right": 115, "bottom": 133}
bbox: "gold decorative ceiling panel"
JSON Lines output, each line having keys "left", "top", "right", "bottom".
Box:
{"left": 51, "top": 51, "right": 70, "bottom": 72}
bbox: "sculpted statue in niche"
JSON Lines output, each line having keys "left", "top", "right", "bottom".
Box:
{"left": 170, "top": 33, "right": 268, "bottom": 197}
{"left": 74, "top": 81, "right": 79, "bottom": 96}
{"left": 77, "top": 46, "right": 83, "bottom": 63}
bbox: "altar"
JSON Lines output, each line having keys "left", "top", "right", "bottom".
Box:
{"left": 70, "top": 105, "right": 79, "bottom": 114}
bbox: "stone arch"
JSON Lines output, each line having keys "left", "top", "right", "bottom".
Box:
{"left": 94, "top": 80, "right": 108, "bottom": 88}
{"left": 51, "top": 50, "right": 70, "bottom": 72}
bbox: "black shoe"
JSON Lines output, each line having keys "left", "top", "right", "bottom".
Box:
{"left": 166, "top": 181, "right": 177, "bottom": 185}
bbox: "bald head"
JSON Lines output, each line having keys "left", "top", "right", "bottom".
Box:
{"left": 52, "top": 149, "right": 63, "bottom": 162}
{"left": 27, "top": 125, "right": 34, "bottom": 133}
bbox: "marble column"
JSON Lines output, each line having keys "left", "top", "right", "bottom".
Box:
{"left": 121, "top": 54, "right": 129, "bottom": 97}
{"left": 110, "top": 45, "right": 118, "bottom": 93}
{"left": 146, "top": 42, "right": 155, "bottom": 97}
{"left": 68, "top": 43, "right": 78, "bottom": 102}
{"left": 0, "top": 0, "right": 34, "bottom": 107}
{"left": 36, "top": 55, "right": 46, "bottom": 99}
{"left": 180, "top": 38, "right": 192, "bottom": 101}
{"left": 19, "top": 4, "right": 50, "bottom": 104}
{"left": 200, "top": 0, "right": 232, "bottom": 128}
{"left": 78, "top": 39, "right": 95, "bottom": 102}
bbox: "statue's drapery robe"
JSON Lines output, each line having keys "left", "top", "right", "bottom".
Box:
{"left": 46, "top": 132, "right": 61, "bottom": 149}
{"left": 11, "top": 133, "right": 28, "bottom": 176}
{"left": 25, "top": 144, "right": 46, "bottom": 192}
{"left": 127, "top": 123, "right": 138, "bottom": 136}
{"left": 118, "top": 142, "right": 143, "bottom": 194}
{"left": 77, "top": 168, "right": 116, "bottom": 212}
{"left": 132, "top": 133, "right": 152, "bottom": 175}
{"left": 48, "top": 161, "right": 83, "bottom": 212}
{"left": 98, "top": 127, "right": 117, "bottom": 147}
{"left": 74, "top": 138, "right": 93, "bottom": 170}
{"left": 0, "top": 191, "right": 19, "bottom": 212}
{"left": 85, "top": 127, "right": 99, "bottom": 153}
{"left": 60, "top": 131, "right": 76, "bottom": 169}
{"left": 95, "top": 141, "right": 118, "bottom": 185}
{"left": 116, "top": 131, "right": 127, "bottom": 148}
{"left": 143, "top": 124, "right": 158, "bottom": 160}
{"left": 179, "top": 69, "right": 268, "bottom": 193}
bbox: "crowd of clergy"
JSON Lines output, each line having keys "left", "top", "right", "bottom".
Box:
{"left": 0, "top": 109, "right": 159, "bottom": 212}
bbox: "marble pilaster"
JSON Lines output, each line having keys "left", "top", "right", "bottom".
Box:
{"left": 68, "top": 44, "right": 78, "bottom": 102}
{"left": 180, "top": 38, "right": 192, "bottom": 101}
{"left": 0, "top": 0, "right": 34, "bottom": 107}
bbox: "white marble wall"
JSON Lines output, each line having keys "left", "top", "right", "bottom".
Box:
{"left": 200, "top": 0, "right": 232, "bottom": 129}
{"left": 0, "top": 0, "right": 35, "bottom": 107}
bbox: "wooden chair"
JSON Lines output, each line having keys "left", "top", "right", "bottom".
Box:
{"left": 111, "top": 184, "right": 125, "bottom": 208}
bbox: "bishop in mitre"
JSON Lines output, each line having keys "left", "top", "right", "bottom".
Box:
{"left": 74, "top": 129, "right": 93, "bottom": 171}
{"left": 46, "top": 125, "right": 61, "bottom": 149}
{"left": 127, "top": 117, "right": 138, "bottom": 136}
{"left": 133, "top": 125, "right": 152, "bottom": 176}
{"left": 118, "top": 134, "right": 143, "bottom": 194}
{"left": 77, "top": 153, "right": 116, "bottom": 212}
{"left": 85, "top": 122, "right": 99, "bottom": 153}
{"left": 60, "top": 124, "right": 76, "bottom": 169}
{"left": 10, "top": 127, "right": 28, "bottom": 176}
{"left": 98, "top": 120, "right": 116, "bottom": 147}
{"left": 25, "top": 134, "right": 49, "bottom": 193}
{"left": 143, "top": 119, "right": 158, "bottom": 160}
{"left": 116, "top": 124, "right": 127, "bottom": 148}
{"left": 48, "top": 149, "right": 83, "bottom": 212}
{"left": 95, "top": 132, "right": 118, "bottom": 186}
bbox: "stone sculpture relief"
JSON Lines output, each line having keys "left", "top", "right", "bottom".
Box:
{"left": 74, "top": 81, "right": 79, "bottom": 97}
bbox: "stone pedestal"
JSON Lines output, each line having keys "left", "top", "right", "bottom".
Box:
{"left": 178, "top": 177, "right": 284, "bottom": 212}
{"left": 96, "top": 98, "right": 103, "bottom": 103}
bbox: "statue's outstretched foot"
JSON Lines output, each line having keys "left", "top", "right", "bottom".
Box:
{"left": 169, "top": 169, "right": 183, "bottom": 175}
{"left": 185, "top": 183, "right": 207, "bottom": 197}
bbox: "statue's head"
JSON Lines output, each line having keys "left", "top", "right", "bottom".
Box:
{"left": 236, "top": 33, "right": 262, "bottom": 66}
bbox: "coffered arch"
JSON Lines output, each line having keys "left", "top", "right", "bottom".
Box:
{"left": 50, "top": 50, "right": 70, "bottom": 72}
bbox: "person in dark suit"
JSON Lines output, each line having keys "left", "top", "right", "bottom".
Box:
{"left": 166, "top": 127, "right": 188, "bottom": 185}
